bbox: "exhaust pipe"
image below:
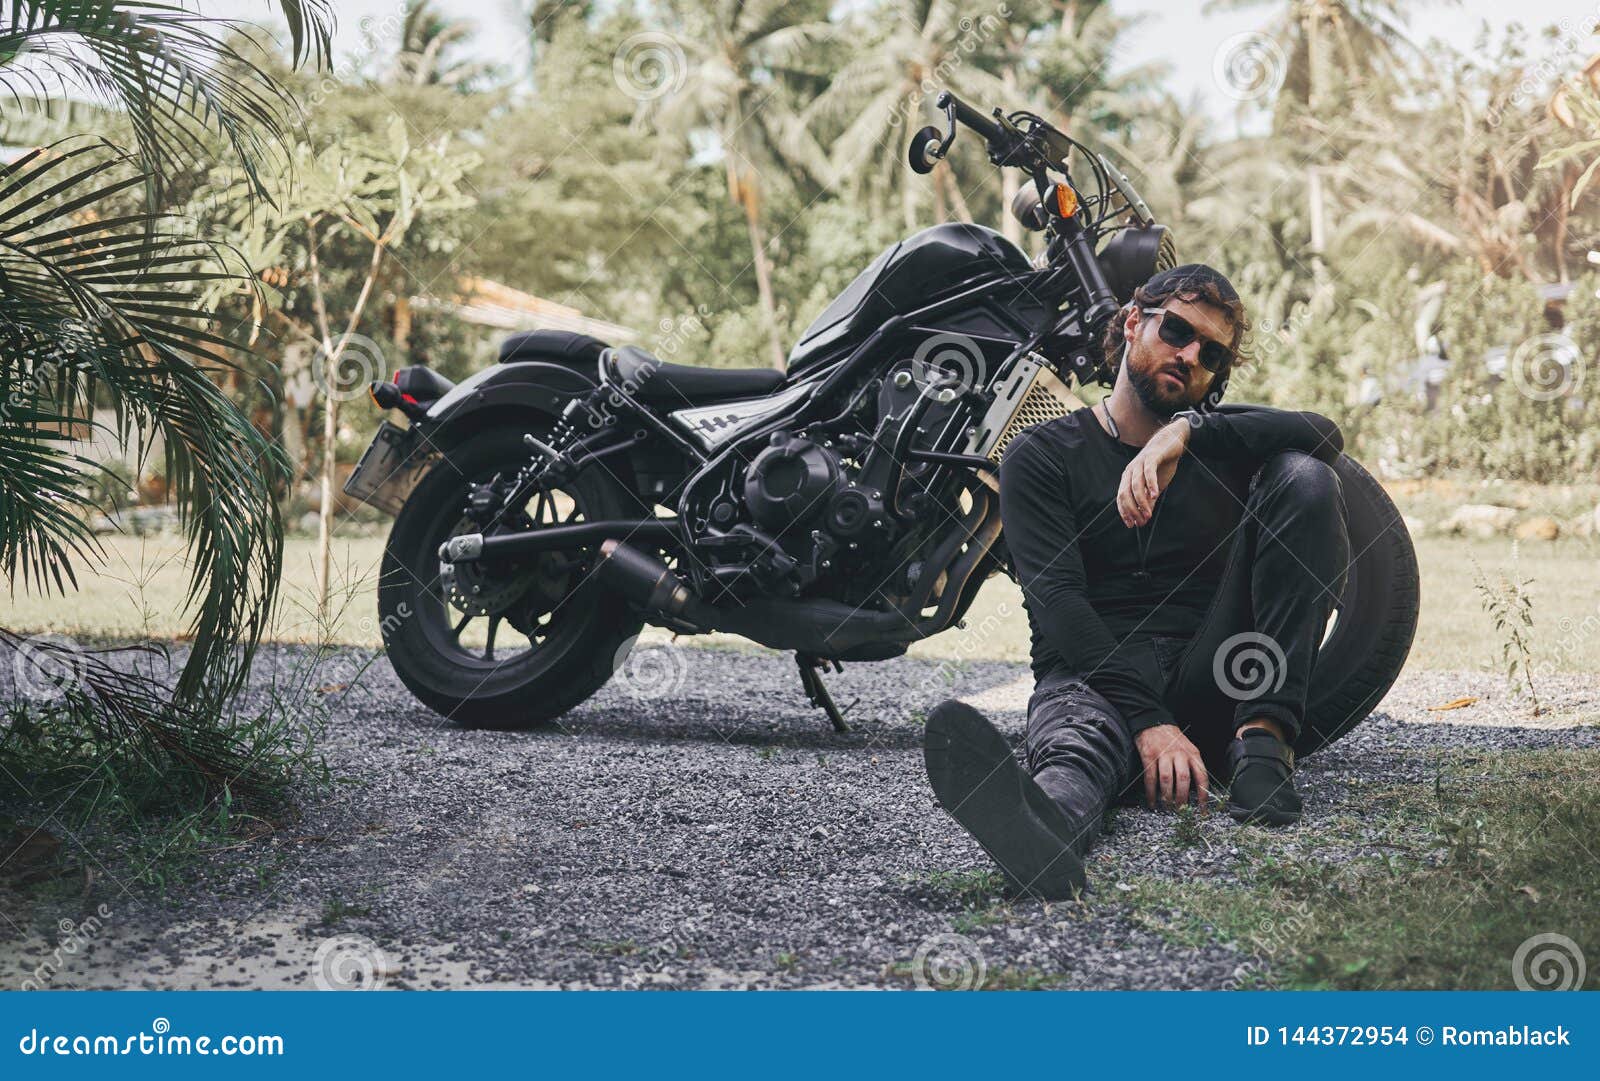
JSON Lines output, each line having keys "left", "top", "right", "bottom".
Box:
{"left": 591, "top": 538, "right": 993, "bottom": 659}
{"left": 438, "top": 519, "right": 678, "bottom": 563}
{"left": 595, "top": 540, "right": 693, "bottom": 616}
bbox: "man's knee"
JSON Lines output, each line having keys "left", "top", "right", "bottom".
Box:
{"left": 1024, "top": 683, "right": 1132, "bottom": 785}
{"left": 1251, "top": 450, "right": 1350, "bottom": 590}
{"left": 1253, "top": 449, "right": 1343, "bottom": 518}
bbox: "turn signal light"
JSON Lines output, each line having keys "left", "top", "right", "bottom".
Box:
{"left": 1054, "top": 183, "right": 1079, "bottom": 219}
{"left": 370, "top": 380, "right": 404, "bottom": 411}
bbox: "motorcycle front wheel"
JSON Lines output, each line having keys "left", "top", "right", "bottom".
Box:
{"left": 1297, "top": 453, "right": 1420, "bottom": 756}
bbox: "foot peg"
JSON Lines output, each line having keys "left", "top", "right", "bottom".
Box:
{"left": 795, "top": 652, "right": 854, "bottom": 733}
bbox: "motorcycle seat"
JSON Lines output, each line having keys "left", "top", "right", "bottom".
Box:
{"left": 602, "top": 345, "right": 786, "bottom": 404}
{"left": 497, "top": 329, "right": 609, "bottom": 369}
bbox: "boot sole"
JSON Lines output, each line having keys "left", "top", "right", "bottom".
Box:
{"left": 923, "top": 701, "right": 1086, "bottom": 901}
{"left": 1225, "top": 800, "right": 1302, "bottom": 826}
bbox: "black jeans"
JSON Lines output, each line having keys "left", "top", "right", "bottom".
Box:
{"left": 1023, "top": 449, "right": 1350, "bottom": 857}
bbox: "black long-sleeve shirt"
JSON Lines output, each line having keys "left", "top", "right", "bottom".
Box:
{"left": 998, "top": 403, "right": 1343, "bottom": 733}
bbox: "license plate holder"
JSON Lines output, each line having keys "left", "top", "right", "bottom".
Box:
{"left": 342, "top": 421, "right": 428, "bottom": 516}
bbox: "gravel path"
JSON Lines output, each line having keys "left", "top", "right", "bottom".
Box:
{"left": 2, "top": 643, "right": 1596, "bottom": 990}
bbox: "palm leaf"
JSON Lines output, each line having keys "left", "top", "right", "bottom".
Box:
{"left": 0, "top": 140, "right": 285, "bottom": 702}
{"left": 0, "top": 2, "right": 335, "bottom": 204}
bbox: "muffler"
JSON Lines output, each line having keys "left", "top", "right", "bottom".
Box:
{"left": 595, "top": 539, "right": 693, "bottom": 616}
{"left": 592, "top": 540, "right": 920, "bottom": 656}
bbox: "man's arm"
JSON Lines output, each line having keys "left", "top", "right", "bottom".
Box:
{"left": 1184, "top": 405, "right": 1343, "bottom": 465}
{"left": 999, "top": 430, "right": 1176, "bottom": 734}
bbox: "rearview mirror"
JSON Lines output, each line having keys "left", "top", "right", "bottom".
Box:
{"left": 908, "top": 126, "right": 943, "bottom": 174}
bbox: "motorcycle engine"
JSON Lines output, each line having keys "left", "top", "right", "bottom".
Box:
{"left": 743, "top": 432, "right": 840, "bottom": 532}
{"left": 695, "top": 356, "right": 967, "bottom": 602}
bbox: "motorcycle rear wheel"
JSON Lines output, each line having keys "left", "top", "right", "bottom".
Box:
{"left": 378, "top": 427, "right": 643, "bottom": 728}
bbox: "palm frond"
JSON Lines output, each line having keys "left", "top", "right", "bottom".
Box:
{"left": 0, "top": 140, "right": 285, "bottom": 701}
{"left": 0, "top": 1, "right": 335, "bottom": 204}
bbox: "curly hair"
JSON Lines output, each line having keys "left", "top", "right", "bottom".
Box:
{"left": 1099, "top": 274, "right": 1252, "bottom": 382}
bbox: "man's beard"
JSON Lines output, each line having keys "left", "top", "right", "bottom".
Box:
{"left": 1124, "top": 343, "right": 1193, "bottom": 419}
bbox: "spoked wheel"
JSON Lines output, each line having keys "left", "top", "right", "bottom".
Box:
{"left": 378, "top": 427, "right": 642, "bottom": 728}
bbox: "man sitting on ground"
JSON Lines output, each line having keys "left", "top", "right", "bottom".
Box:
{"left": 923, "top": 264, "right": 1350, "bottom": 900}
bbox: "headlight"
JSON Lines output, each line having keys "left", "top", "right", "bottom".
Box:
{"left": 1097, "top": 225, "right": 1177, "bottom": 304}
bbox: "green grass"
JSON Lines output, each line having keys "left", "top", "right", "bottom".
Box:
{"left": 1108, "top": 748, "right": 1600, "bottom": 989}
{"left": 920, "top": 867, "right": 1010, "bottom": 907}
{"left": 7, "top": 531, "right": 1599, "bottom": 674}
{"left": 320, "top": 896, "right": 374, "bottom": 924}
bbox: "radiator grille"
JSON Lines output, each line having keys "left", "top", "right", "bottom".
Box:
{"left": 988, "top": 366, "right": 1083, "bottom": 463}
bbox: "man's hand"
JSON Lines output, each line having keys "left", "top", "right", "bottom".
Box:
{"left": 1117, "top": 419, "right": 1191, "bottom": 527}
{"left": 1134, "top": 723, "right": 1209, "bottom": 810}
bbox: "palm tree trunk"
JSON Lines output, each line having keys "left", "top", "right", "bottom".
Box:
{"left": 938, "top": 161, "right": 973, "bottom": 223}
{"left": 308, "top": 224, "right": 387, "bottom": 618}
{"left": 730, "top": 164, "right": 786, "bottom": 372}
{"left": 1000, "top": 64, "right": 1023, "bottom": 245}
{"left": 1308, "top": 165, "right": 1326, "bottom": 254}
{"left": 1000, "top": 169, "right": 1021, "bottom": 245}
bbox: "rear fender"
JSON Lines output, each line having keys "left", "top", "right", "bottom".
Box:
{"left": 425, "top": 360, "right": 597, "bottom": 431}
{"left": 349, "top": 362, "right": 601, "bottom": 517}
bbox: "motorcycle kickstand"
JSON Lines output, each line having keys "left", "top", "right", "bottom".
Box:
{"left": 795, "top": 653, "right": 854, "bottom": 734}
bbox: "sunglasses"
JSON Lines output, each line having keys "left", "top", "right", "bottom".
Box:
{"left": 1142, "top": 307, "right": 1233, "bottom": 373}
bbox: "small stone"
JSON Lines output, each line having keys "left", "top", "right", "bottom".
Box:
{"left": 1438, "top": 503, "right": 1516, "bottom": 538}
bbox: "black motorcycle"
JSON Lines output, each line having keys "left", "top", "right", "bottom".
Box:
{"left": 345, "top": 92, "right": 1418, "bottom": 752}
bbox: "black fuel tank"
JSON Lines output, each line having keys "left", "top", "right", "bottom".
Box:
{"left": 786, "top": 223, "right": 1031, "bottom": 372}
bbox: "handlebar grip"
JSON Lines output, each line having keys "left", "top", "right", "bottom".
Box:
{"left": 935, "top": 91, "right": 1003, "bottom": 144}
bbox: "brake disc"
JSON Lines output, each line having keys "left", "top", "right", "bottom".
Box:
{"left": 439, "top": 524, "right": 583, "bottom": 624}
{"left": 438, "top": 511, "right": 539, "bottom": 618}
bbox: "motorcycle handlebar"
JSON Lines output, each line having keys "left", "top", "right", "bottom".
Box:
{"left": 935, "top": 91, "right": 1003, "bottom": 145}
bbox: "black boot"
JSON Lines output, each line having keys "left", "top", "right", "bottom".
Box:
{"left": 923, "top": 700, "right": 1086, "bottom": 900}
{"left": 1225, "top": 728, "right": 1302, "bottom": 825}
